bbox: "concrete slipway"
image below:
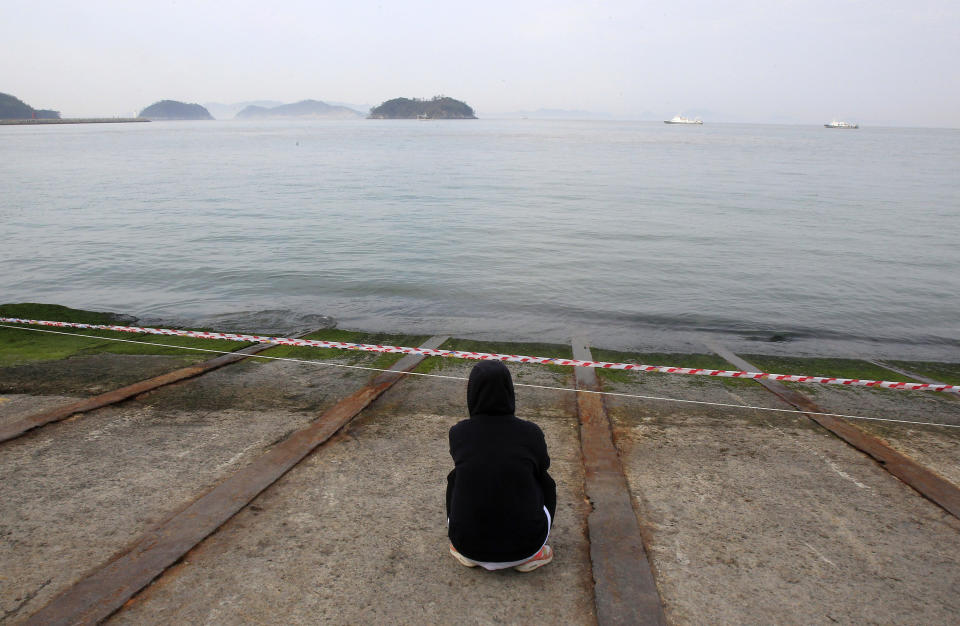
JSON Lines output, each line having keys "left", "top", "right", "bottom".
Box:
{"left": 1, "top": 334, "right": 959, "bottom": 624}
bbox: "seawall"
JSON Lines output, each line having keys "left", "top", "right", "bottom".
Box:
{"left": 0, "top": 118, "right": 149, "bottom": 125}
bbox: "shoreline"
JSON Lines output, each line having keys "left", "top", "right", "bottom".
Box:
{"left": 147, "top": 309, "right": 960, "bottom": 365}
{"left": 3, "top": 303, "right": 959, "bottom": 387}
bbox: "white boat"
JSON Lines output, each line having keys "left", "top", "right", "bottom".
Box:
{"left": 825, "top": 120, "right": 858, "bottom": 129}
{"left": 664, "top": 115, "right": 702, "bottom": 125}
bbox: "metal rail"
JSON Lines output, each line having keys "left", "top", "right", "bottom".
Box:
{"left": 573, "top": 338, "right": 666, "bottom": 626}
{"left": 23, "top": 335, "right": 448, "bottom": 626}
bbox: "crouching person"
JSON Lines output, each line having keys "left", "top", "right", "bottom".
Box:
{"left": 446, "top": 360, "right": 557, "bottom": 572}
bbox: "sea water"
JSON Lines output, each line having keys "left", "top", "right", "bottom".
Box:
{"left": 2, "top": 119, "right": 958, "bottom": 359}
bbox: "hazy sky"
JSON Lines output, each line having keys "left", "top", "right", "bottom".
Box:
{"left": 3, "top": 0, "right": 958, "bottom": 125}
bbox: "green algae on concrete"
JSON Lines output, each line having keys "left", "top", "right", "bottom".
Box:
{"left": 884, "top": 360, "right": 960, "bottom": 387}
{"left": 740, "top": 354, "right": 922, "bottom": 386}
{"left": 732, "top": 354, "right": 932, "bottom": 400}
{"left": 0, "top": 303, "right": 254, "bottom": 367}
{"left": 3, "top": 303, "right": 951, "bottom": 391}
{"left": 0, "top": 303, "right": 130, "bottom": 325}
{"left": 256, "top": 328, "right": 430, "bottom": 372}
{"left": 413, "top": 338, "right": 574, "bottom": 376}
{"left": 590, "top": 347, "right": 757, "bottom": 389}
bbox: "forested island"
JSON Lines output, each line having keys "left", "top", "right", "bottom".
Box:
{"left": 236, "top": 100, "right": 362, "bottom": 120}
{"left": 368, "top": 96, "right": 476, "bottom": 119}
{"left": 0, "top": 92, "right": 60, "bottom": 119}
{"left": 138, "top": 100, "right": 214, "bottom": 120}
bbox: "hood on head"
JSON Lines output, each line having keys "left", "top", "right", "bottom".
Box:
{"left": 467, "top": 360, "right": 516, "bottom": 417}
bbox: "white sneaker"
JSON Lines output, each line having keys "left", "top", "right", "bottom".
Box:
{"left": 514, "top": 544, "right": 553, "bottom": 572}
{"left": 449, "top": 544, "right": 479, "bottom": 568}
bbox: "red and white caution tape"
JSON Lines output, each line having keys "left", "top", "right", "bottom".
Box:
{"left": 2, "top": 317, "right": 957, "bottom": 393}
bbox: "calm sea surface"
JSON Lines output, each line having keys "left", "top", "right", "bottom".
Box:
{"left": 2, "top": 120, "right": 958, "bottom": 359}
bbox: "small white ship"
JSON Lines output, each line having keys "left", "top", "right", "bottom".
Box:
{"left": 664, "top": 115, "right": 703, "bottom": 125}
{"left": 824, "top": 120, "right": 858, "bottom": 129}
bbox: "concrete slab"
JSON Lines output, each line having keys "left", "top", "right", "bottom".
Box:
{"left": 0, "top": 360, "right": 368, "bottom": 623}
{"left": 781, "top": 384, "right": 960, "bottom": 486}
{"left": 108, "top": 362, "right": 597, "bottom": 625}
{"left": 607, "top": 376, "right": 960, "bottom": 624}
{"left": 5, "top": 347, "right": 959, "bottom": 624}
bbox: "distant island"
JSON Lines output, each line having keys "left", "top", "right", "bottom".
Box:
{"left": 236, "top": 100, "right": 362, "bottom": 120}
{"left": 204, "top": 100, "right": 283, "bottom": 120}
{"left": 138, "top": 100, "right": 213, "bottom": 120}
{"left": 368, "top": 96, "right": 476, "bottom": 119}
{"left": 0, "top": 92, "right": 60, "bottom": 119}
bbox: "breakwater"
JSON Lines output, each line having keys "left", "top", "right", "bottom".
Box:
{"left": 0, "top": 118, "right": 148, "bottom": 125}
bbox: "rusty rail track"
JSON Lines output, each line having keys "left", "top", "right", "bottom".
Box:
{"left": 709, "top": 343, "right": 960, "bottom": 521}
{"left": 573, "top": 338, "right": 666, "bottom": 626}
{"left": 23, "top": 335, "right": 448, "bottom": 626}
{"left": 0, "top": 335, "right": 310, "bottom": 444}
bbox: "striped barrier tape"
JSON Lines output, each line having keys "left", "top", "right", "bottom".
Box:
{"left": 1, "top": 317, "right": 957, "bottom": 393}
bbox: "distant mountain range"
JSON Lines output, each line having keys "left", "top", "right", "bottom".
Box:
{"left": 205, "top": 100, "right": 371, "bottom": 120}
{"left": 204, "top": 101, "right": 284, "bottom": 120}
{"left": 235, "top": 100, "right": 363, "bottom": 120}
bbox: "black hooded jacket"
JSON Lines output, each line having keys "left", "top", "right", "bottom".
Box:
{"left": 446, "top": 360, "right": 558, "bottom": 562}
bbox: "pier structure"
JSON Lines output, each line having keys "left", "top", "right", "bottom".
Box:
{"left": 1, "top": 323, "right": 959, "bottom": 624}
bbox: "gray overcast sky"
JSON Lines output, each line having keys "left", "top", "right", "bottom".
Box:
{"left": 3, "top": 0, "right": 958, "bottom": 125}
